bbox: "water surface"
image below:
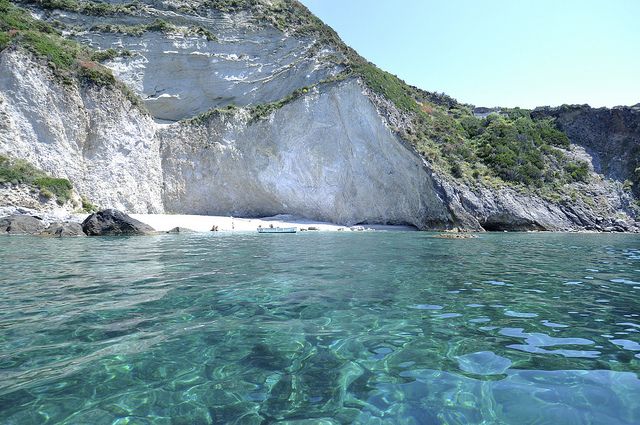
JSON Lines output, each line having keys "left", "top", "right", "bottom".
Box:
{"left": 1, "top": 232, "right": 639, "bottom": 424}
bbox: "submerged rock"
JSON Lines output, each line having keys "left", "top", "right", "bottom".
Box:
{"left": 40, "top": 222, "right": 85, "bottom": 237}
{"left": 165, "top": 226, "right": 197, "bottom": 234}
{"left": 82, "top": 209, "right": 155, "bottom": 236}
{"left": 0, "top": 215, "right": 46, "bottom": 235}
{"left": 433, "top": 233, "right": 479, "bottom": 239}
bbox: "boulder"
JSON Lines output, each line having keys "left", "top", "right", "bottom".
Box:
{"left": 165, "top": 226, "right": 196, "bottom": 234}
{"left": 0, "top": 215, "right": 46, "bottom": 235}
{"left": 82, "top": 209, "right": 155, "bottom": 236}
{"left": 40, "top": 222, "right": 86, "bottom": 237}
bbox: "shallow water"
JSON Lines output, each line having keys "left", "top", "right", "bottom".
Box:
{"left": 1, "top": 232, "right": 639, "bottom": 424}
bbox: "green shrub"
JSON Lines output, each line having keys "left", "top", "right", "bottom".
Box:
{"left": 475, "top": 116, "right": 546, "bottom": 186}
{"left": 535, "top": 118, "right": 570, "bottom": 147}
{"left": 450, "top": 162, "right": 463, "bottom": 178}
{"left": 459, "top": 115, "right": 484, "bottom": 138}
{"left": 146, "top": 19, "right": 173, "bottom": 32}
{"left": 30, "top": 0, "right": 140, "bottom": 16}
{"left": 207, "top": 0, "right": 257, "bottom": 13}
{"left": 564, "top": 161, "right": 589, "bottom": 183}
{"left": 81, "top": 195, "right": 98, "bottom": 212}
{"left": 352, "top": 62, "right": 419, "bottom": 113}
{"left": 90, "top": 48, "right": 123, "bottom": 62}
{"left": 0, "top": 31, "right": 10, "bottom": 50}
{"left": 1, "top": 155, "right": 75, "bottom": 203}
{"left": 21, "top": 31, "right": 76, "bottom": 70}
{"left": 34, "top": 176, "right": 73, "bottom": 204}
{"left": 39, "top": 188, "right": 53, "bottom": 199}
{"left": 78, "top": 63, "right": 116, "bottom": 86}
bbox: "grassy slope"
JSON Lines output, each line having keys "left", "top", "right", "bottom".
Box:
{"left": 0, "top": 155, "right": 98, "bottom": 211}
{"left": 0, "top": 154, "right": 74, "bottom": 205}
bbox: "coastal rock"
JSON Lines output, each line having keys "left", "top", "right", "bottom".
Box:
{"left": 0, "top": 50, "right": 163, "bottom": 214}
{"left": 82, "top": 209, "right": 155, "bottom": 236}
{"left": 82, "top": 23, "right": 343, "bottom": 121}
{"left": 0, "top": 2, "right": 637, "bottom": 232}
{"left": 40, "top": 222, "right": 86, "bottom": 237}
{"left": 0, "top": 215, "right": 46, "bottom": 235}
{"left": 160, "top": 79, "right": 453, "bottom": 229}
{"left": 0, "top": 183, "right": 80, "bottom": 213}
{"left": 532, "top": 105, "right": 640, "bottom": 195}
{"left": 165, "top": 226, "right": 197, "bottom": 233}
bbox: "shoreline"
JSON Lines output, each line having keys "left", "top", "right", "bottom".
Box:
{"left": 128, "top": 213, "right": 419, "bottom": 233}
{"left": 2, "top": 207, "right": 638, "bottom": 234}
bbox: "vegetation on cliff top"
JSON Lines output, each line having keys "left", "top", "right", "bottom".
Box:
{"left": 0, "top": 0, "right": 144, "bottom": 109}
{"left": 91, "top": 19, "right": 217, "bottom": 41}
{"left": 1, "top": 0, "right": 108, "bottom": 81}
{"left": 0, "top": 155, "right": 73, "bottom": 205}
{"left": 25, "top": 0, "right": 143, "bottom": 16}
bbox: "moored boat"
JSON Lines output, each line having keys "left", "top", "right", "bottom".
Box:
{"left": 257, "top": 226, "right": 297, "bottom": 233}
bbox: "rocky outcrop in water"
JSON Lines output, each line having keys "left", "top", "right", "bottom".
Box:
{"left": 40, "top": 222, "right": 86, "bottom": 237}
{"left": 0, "top": 214, "right": 46, "bottom": 234}
{"left": 82, "top": 209, "right": 155, "bottom": 236}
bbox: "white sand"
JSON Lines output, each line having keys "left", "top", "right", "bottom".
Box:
{"left": 128, "top": 213, "right": 346, "bottom": 232}
{"left": 125, "top": 213, "right": 417, "bottom": 233}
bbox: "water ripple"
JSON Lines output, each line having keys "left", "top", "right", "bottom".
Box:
{"left": 0, "top": 232, "right": 639, "bottom": 423}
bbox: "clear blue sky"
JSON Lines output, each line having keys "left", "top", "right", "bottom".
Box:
{"left": 300, "top": 0, "right": 640, "bottom": 108}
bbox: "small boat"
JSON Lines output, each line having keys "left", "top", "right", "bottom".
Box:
{"left": 257, "top": 226, "right": 297, "bottom": 234}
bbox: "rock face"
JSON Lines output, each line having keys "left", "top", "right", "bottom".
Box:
{"left": 82, "top": 209, "right": 155, "bottom": 236}
{"left": 77, "top": 25, "right": 343, "bottom": 121}
{"left": 0, "top": 1, "right": 638, "bottom": 231}
{"left": 0, "top": 215, "right": 46, "bottom": 235}
{"left": 0, "top": 50, "right": 163, "bottom": 214}
{"left": 0, "top": 183, "right": 81, "bottom": 214}
{"left": 533, "top": 105, "right": 640, "bottom": 194}
{"left": 40, "top": 222, "right": 86, "bottom": 237}
{"left": 160, "top": 80, "right": 452, "bottom": 227}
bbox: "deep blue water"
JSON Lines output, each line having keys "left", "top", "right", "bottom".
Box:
{"left": 1, "top": 232, "right": 640, "bottom": 424}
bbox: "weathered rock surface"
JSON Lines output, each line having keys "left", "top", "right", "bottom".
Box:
{"left": 82, "top": 209, "right": 155, "bottom": 236}
{"left": 0, "top": 50, "right": 163, "bottom": 214}
{"left": 77, "top": 27, "right": 343, "bottom": 121}
{"left": 0, "top": 183, "right": 81, "bottom": 214}
{"left": 0, "top": 215, "right": 46, "bottom": 235}
{"left": 0, "top": 1, "right": 638, "bottom": 232}
{"left": 165, "top": 226, "right": 197, "bottom": 233}
{"left": 435, "top": 174, "right": 639, "bottom": 232}
{"left": 40, "top": 222, "right": 86, "bottom": 237}
{"left": 160, "top": 79, "right": 453, "bottom": 228}
{"left": 533, "top": 104, "right": 640, "bottom": 195}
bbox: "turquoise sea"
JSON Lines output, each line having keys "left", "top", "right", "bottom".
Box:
{"left": 1, "top": 232, "right": 640, "bottom": 424}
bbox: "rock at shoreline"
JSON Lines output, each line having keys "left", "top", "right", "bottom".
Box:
{"left": 40, "top": 222, "right": 85, "bottom": 237}
{"left": 433, "top": 233, "right": 479, "bottom": 239}
{"left": 165, "top": 226, "right": 196, "bottom": 234}
{"left": 82, "top": 209, "right": 155, "bottom": 236}
{"left": 0, "top": 215, "right": 46, "bottom": 235}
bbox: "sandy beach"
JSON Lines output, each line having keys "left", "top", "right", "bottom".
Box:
{"left": 127, "top": 213, "right": 417, "bottom": 233}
